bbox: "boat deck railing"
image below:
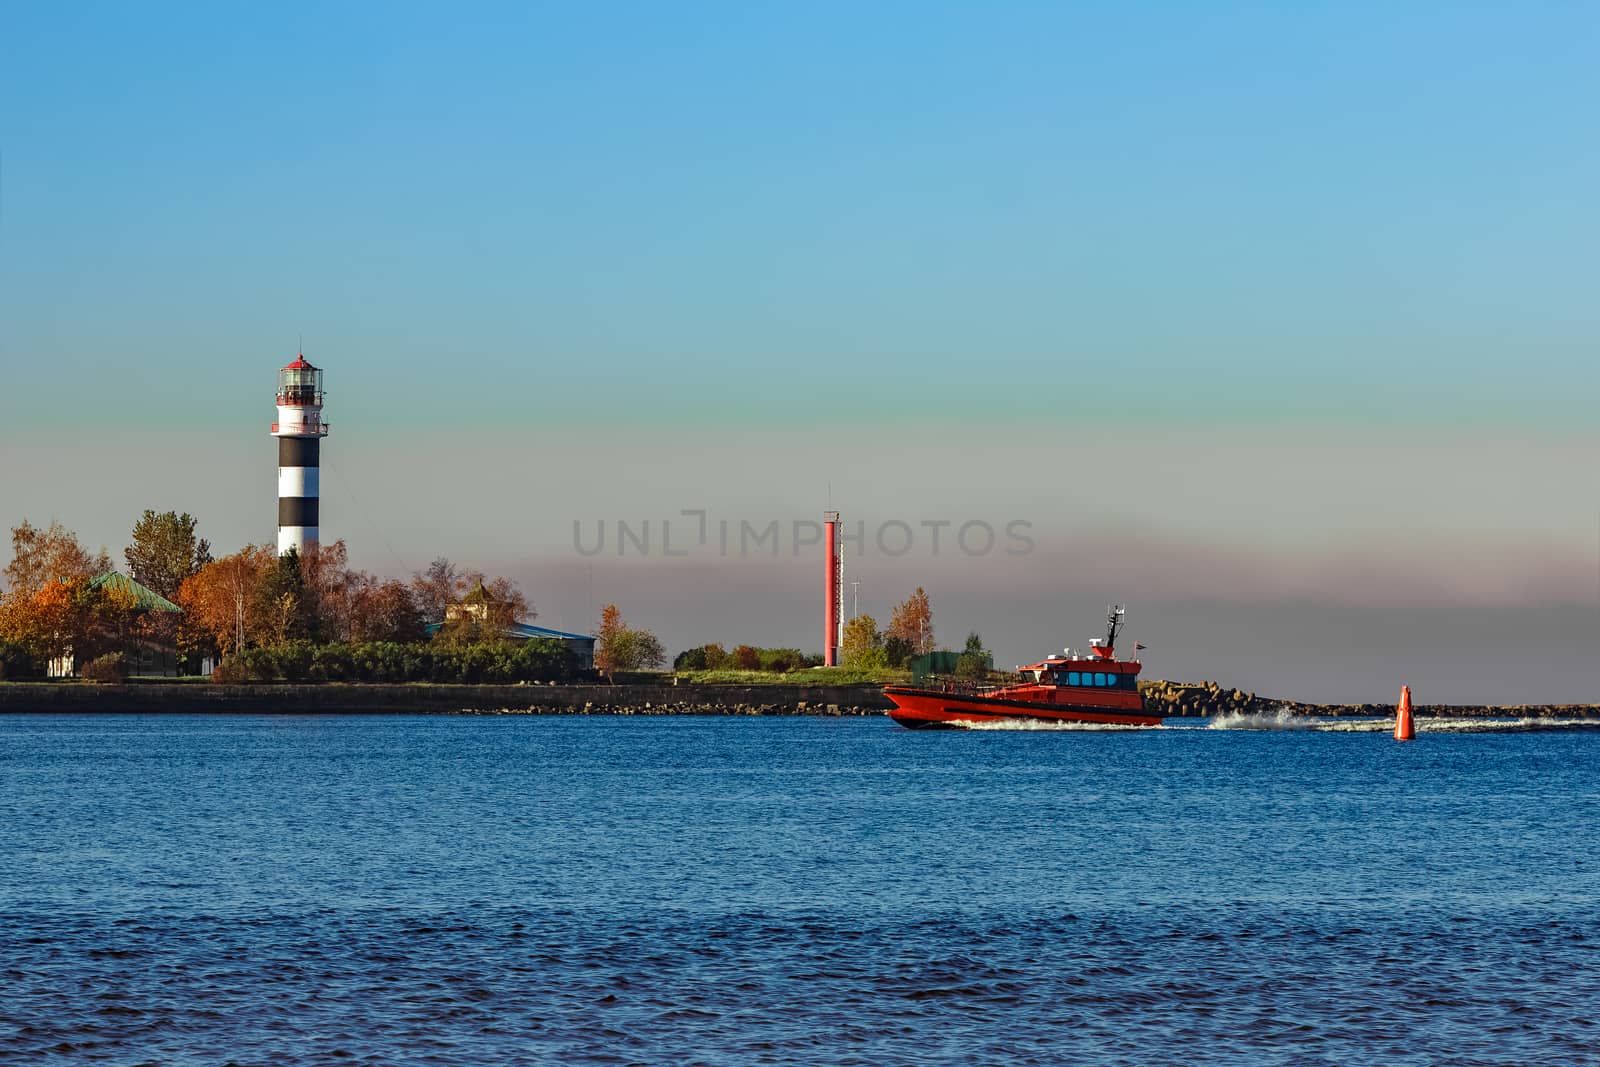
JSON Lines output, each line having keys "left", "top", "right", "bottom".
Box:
{"left": 916, "top": 677, "right": 1014, "bottom": 696}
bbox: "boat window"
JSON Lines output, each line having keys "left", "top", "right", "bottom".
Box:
{"left": 1094, "top": 672, "right": 1107, "bottom": 686}
{"left": 1068, "top": 672, "right": 1080, "bottom": 686}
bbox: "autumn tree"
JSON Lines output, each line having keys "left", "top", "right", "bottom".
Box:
{"left": 411, "top": 558, "right": 467, "bottom": 622}
{"left": 346, "top": 578, "right": 426, "bottom": 643}
{"left": 124, "top": 511, "right": 211, "bottom": 600}
{"left": 0, "top": 520, "right": 110, "bottom": 673}
{"left": 432, "top": 573, "right": 534, "bottom": 644}
{"left": 481, "top": 576, "right": 531, "bottom": 626}
{"left": 5, "top": 519, "right": 109, "bottom": 595}
{"left": 178, "top": 545, "right": 275, "bottom": 655}
{"left": 0, "top": 577, "right": 97, "bottom": 668}
{"left": 297, "top": 539, "right": 351, "bottom": 642}
{"left": 594, "top": 603, "right": 664, "bottom": 676}
{"left": 595, "top": 603, "right": 624, "bottom": 672}
{"left": 887, "top": 587, "right": 934, "bottom": 656}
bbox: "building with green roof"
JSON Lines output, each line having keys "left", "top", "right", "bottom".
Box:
{"left": 47, "top": 571, "right": 186, "bottom": 678}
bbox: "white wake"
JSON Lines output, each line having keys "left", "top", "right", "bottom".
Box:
{"left": 956, "top": 719, "right": 1164, "bottom": 732}
{"left": 1205, "top": 708, "right": 1319, "bottom": 731}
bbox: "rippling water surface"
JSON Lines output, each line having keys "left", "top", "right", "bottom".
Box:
{"left": 2, "top": 714, "right": 1597, "bottom": 1065}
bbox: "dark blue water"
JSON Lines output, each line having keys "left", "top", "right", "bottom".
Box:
{"left": 2, "top": 715, "right": 1598, "bottom": 1065}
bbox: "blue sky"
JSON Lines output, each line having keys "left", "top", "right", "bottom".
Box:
{"left": 5, "top": 2, "right": 1596, "bottom": 427}
{"left": 2, "top": 3, "right": 1597, "bottom": 698}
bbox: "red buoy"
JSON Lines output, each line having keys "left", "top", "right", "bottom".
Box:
{"left": 1394, "top": 684, "right": 1415, "bottom": 742}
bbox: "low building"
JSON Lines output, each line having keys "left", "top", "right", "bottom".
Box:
{"left": 427, "top": 581, "right": 595, "bottom": 669}
{"left": 48, "top": 571, "right": 187, "bottom": 678}
{"left": 422, "top": 619, "right": 597, "bottom": 670}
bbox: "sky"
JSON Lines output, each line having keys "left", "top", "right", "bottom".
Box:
{"left": 1, "top": 2, "right": 1597, "bottom": 701}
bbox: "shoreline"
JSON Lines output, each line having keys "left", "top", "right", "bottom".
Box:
{"left": 0, "top": 682, "right": 891, "bottom": 716}
{"left": 0, "top": 681, "right": 1596, "bottom": 719}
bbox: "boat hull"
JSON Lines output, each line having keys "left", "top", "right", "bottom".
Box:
{"left": 883, "top": 686, "right": 1164, "bottom": 730}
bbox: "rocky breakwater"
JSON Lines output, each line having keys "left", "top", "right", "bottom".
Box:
{"left": 1139, "top": 679, "right": 1600, "bottom": 720}
{"left": 1138, "top": 679, "right": 1272, "bottom": 718}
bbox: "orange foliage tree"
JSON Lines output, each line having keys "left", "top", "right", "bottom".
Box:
{"left": 0, "top": 520, "right": 111, "bottom": 671}
{"left": 594, "top": 603, "right": 664, "bottom": 675}
{"left": 887, "top": 587, "right": 934, "bottom": 656}
{"left": 0, "top": 577, "right": 108, "bottom": 668}
{"left": 4, "top": 519, "right": 109, "bottom": 595}
{"left": 178, "top": 546, "right": 275, "bottom": 655}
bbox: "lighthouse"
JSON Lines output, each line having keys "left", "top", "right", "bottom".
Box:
{"left": 270, "top": 353, "right": 329, "bottom": 555}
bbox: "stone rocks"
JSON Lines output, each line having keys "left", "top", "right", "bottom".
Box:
{"left": 1138, "top": 679, "right": 1273, "bottom": 717}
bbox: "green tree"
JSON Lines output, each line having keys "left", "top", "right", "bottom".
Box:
{"left": 674, "top": 645, "right": 709, "bottom": 671}
{"left": 595, "top": 603, "right": 664, "bottom": 675}
{"left": 841, "top": 613, "right": 882, "bottom": 669}
{"left": 123, "top": 511, "right": 211, "bottom": 661}
{"left": 956, "top": 632, "right": 992, "bottom": 680}
{"left": 607, "top": 628, "right": 665, "bottom": 672}
{"left": 124, "top": 511, "right": 212, "bottom": 600}
{"left": 257, "top": 548, "right": 308, "bottom": 645}
{"left": 882, "top": 634, "right": 916, "bottom": 668}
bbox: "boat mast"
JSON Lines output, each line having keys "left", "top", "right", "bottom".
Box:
{"left": 1103, "top": 605, "right": 1125, "bottom": 654}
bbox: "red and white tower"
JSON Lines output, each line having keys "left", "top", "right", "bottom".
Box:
{"left": 270, "top": 353, "right": 329, "bottom": 555}
{"left": 824, "top": 511, "right": 841, "bottom": 666}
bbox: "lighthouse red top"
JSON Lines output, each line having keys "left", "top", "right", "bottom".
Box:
{"left": 277, "top": 353, "right": 324, "bottom": 408}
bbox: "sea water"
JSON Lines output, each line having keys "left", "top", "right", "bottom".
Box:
{"left": 2, "top": 714, "right": 1597, "bottom": 1065}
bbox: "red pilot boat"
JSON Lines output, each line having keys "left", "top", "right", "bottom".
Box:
{"left": 884, "top": 606, "right": 1161, "bottom": 729}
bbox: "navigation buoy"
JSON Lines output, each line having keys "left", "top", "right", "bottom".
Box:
{"left": 1394, "top": 685, "right": 1415, "bottom": 742}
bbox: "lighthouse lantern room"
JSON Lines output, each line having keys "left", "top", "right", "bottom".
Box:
{"left": 270, "top": 353, "right": 329, "bottom": 556}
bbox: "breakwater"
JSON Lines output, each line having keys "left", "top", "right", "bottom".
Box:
{"left": 1137, "top": 679, "right": 1599, "bottom": 719}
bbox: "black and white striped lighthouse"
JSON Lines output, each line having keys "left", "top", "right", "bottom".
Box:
{"left": 270, "top": 353, "right": 329, "bottom": 555}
